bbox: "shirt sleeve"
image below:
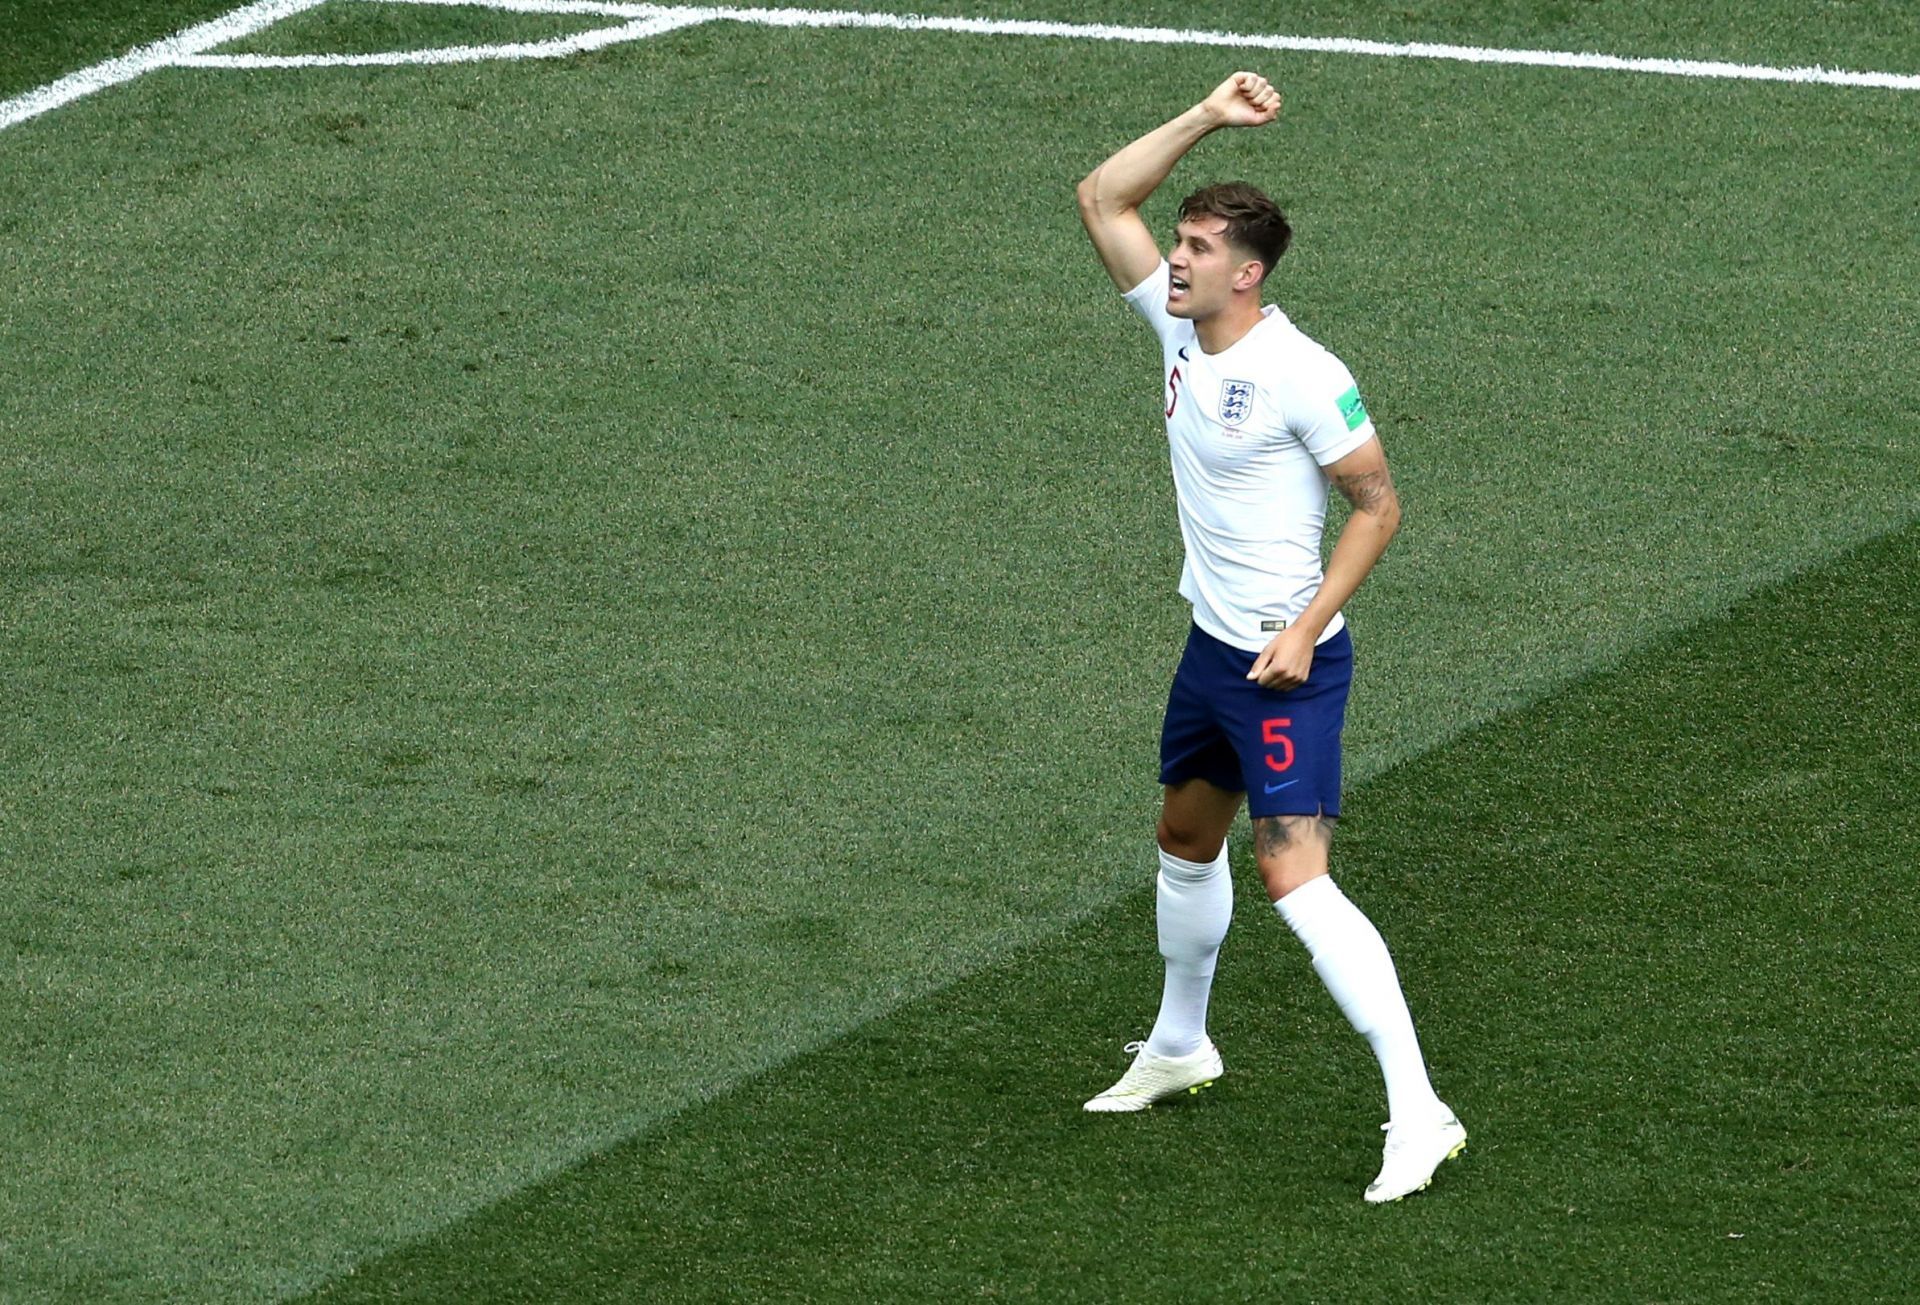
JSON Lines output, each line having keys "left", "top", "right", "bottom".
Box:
{"left": 1120, "top": 260, "right": 1180, "bottom": 346}
{"left": 1287, "top": 353, "right": 1378, "bottom": 467}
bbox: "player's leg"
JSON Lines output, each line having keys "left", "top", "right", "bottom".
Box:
{"left": 1149, "top": 632, "right": 1246, "bottom": 1061}
{"left": 1146, "top": 776, "right": 1242, "bottom": 1057}
{"left": 1253, "top": 814, "right": 1461, "bottom": 1199}
{"left": 1085, "top": 629, "right": 1242, "bottom": 1113}
{"left": 1238, "top": 629, "right": 1463, "bottom": 1199}
{"left": 1256, "top": 810, "right": 1443, "bottom": 1124}
{"left": 1082, "top": 777, "right": 1239, "bottom": 1112}
{"left": 1256, "top": 810, "right": 1436, "bottom": 1093}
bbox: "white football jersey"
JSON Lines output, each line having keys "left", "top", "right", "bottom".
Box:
{"left": 1124, "top": 259, "right": 1377, "bottom": 653}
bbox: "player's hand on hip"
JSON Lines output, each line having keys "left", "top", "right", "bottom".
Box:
{"left": 1247, "top": 626, "right": 1314, "bottom": 690}
{"left": 1201, "top": 72, "right": 1282, "bottom": 128}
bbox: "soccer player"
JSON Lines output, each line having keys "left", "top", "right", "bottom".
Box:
{"left": 1074, "top": 72, "right": 1465, "bottom": 1203}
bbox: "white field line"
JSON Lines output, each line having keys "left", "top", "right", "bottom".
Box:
{"left": 3, "top": 0, "right": 1917, "bottom": 135}
{"left": 381, "top": 0, "right": 1920, "bottom": 91}
{"left": 656, "top": 4, "right": 1920, "bottom": 91}
{"left": 175, "top": 12, "right": 707, "bottom": 68}
{"left": 380, "top": 0, "right": 664, "bottom": 14}
{"left": 0, "top": 0, "right": 331, "bottom": 130}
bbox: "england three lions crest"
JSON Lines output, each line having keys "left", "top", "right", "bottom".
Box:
{"left": 1220, "top": 379, "right": 1257, "bottom": 426}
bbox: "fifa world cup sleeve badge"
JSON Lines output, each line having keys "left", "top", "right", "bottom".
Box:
{"left": 1337, "top": 385, "right": 1369, "bottom": 431}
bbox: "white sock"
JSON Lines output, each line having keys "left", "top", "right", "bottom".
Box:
{"left": 1143, "top": 842, "right": 1234, "bottom": 1058}
{"left": 1274, "top": 875, "right": 1445, "bottom": 1124}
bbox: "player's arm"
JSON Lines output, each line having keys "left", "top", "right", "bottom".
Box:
{"left": 1075, "top": 72, "right": 1282, "bottom": 292}
{"left": 1247, "top": 438, "right": 1402, "bottom": 689}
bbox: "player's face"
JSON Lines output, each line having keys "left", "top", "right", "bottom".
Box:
{"left": 1167, "top": 216, "right": 1259, "bottom": 319}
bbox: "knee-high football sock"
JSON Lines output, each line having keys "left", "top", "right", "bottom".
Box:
{"left": 1144, "top": 842, "right": 1234, "bottom": 1058}
{"left": 1274, "top": 875, "right": 1445, "bottom": 1124}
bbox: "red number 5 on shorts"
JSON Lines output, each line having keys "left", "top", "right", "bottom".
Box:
{"left": 1261, "top": 717, "right": 1294, "bottom": 772}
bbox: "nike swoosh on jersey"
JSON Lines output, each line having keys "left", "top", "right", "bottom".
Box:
{"left": 1177, "top": 346, "right": 1190, "bottom": 360}
{"left": 1264, "top": 779, "right": 1300, "bottom": 794}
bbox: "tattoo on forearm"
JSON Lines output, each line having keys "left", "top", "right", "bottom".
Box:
{"left": 1331, "top": 466, "right": 1397, "bottom": 516}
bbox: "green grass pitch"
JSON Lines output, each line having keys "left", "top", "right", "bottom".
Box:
{"left": 2, "top": 1, "right": 1916, "bottom": 1299}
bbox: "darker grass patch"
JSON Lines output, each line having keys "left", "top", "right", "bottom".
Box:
{"left": 309, "top": 111, "right": 370, "bottom": 144}
{"left": 638, "top": 868, "right": 702, "bottom": 895}
{"left": 376, "top": 748, "right": 433, "bottom": 771}
{"left": 364, "top": 837, "right": 462, "bottom": 855}
{"left": 1713, "top": 422, "right": 1806, "bottom": 454}
{"left": 314, "top": 558, "right": 402, "bottom": 592}
{"left": 475, "top": 772, "right": 547, "bottom": 796}
{"left": 305, "top": 520, "right": 1920, "bottom": 1303}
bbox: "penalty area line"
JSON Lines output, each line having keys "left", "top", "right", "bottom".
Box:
{"left": 661, "top": 4, "right": 1920, "bottom": 92}
{"left": 370, "top": 1, "right": 1920, "bottom": 90}
{"left": 175, "top": 12, "right": 710, "bottom": 68}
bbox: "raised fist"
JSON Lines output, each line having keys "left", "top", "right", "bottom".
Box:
{"left": 1202, "top": 72, "right": 1282, "bottom": 127}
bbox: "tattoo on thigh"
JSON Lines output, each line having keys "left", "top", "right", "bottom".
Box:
{"left": 1255, "top": 817, "right": 1293, "bottom": 856}
{"left": 1255, "top": 814, "right": 1334, "bottom": 858}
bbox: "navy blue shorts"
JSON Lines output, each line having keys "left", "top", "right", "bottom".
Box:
{"left": 1158, "top": 623, "right": 1353, "bottom": 819}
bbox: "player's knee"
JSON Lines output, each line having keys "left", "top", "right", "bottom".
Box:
{"left": 1253, "top": 815, "right": 1333, "bottom": 899}
{"left": 1156, "top": 814, "right": 1222, "bottom": 864}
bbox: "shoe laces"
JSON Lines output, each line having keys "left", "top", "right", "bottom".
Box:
{"left": 1122, "top": 1040, "right": 1146, "bottom": 1055}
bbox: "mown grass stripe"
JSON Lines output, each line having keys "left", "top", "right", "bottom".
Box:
{"left": 302, "top": 519, "right": 1920, "bottom": 1301}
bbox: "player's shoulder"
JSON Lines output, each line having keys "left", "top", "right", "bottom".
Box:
{"left": 1247, "top": 308, "right": 1358, "bottom": 391}
{"left": 1248, "top": 305, "right": 1337, "bottom": 358}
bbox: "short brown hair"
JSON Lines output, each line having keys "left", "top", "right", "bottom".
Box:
{"left": 1178, "top": 182, "right": 1292, "bottom": 282}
